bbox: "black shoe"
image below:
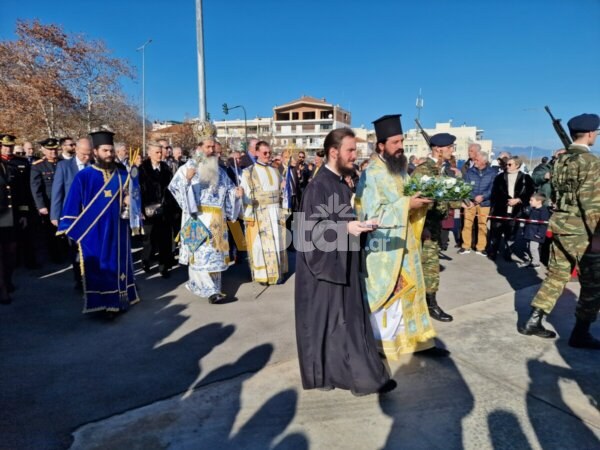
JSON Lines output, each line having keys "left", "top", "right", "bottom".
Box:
{"left": 426, "top": 293, "right": 453, "bottom": 322}
{"left": 518, "top": 308, "right": 556, "bottom": 338}
{"left": 568, "top": 319, "right": 600, "bottom": 349}
{"left": 378, "top": 379, "right": 397, "bottom": 394}
{"left": 417, "top": 346, "right": 450, "bottom": 357}
{"left": 208, "top": 293, "right": 227, "bottom": 304}
{"left": 458, "top": 248, "right": 471, "bottom": 255}
{"left": 105, "top": 311, "right": 118, "bottom": 320}
{"left": 159, "top": 267, "right": 170, "bottom": 278}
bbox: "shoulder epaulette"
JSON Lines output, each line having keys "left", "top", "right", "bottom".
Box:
{"left": 32, "top": 159, "right": 44, "bottom": 165}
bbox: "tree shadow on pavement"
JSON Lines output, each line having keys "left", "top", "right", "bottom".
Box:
{"left": 379, "top": 340, "right": 474, "bottom": 449}
{"left": 0, "top": 265, "right": 236, "bottom": 450}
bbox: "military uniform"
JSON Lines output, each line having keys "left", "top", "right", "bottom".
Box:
{"left": 31, "top": 156, "right": 65, "bottom": 263}
{"left": 410, "top": 132, "right": 457, "bottom": 322}
{"left": 411, "top": 158, "right": 446, "bottom": 293}
{"left": 520, "top": 113, "right": 600, "bottom": 348}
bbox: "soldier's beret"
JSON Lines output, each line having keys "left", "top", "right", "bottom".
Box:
{"left": 39, "top": 138, "right": 59, "bottom": 149}
{"left": 1, "top": 134, "right": 17, "bottom": 146}
{"left": 373, "top": 114, "right": 403, "bottom": 142}
{"left": 567, "top": 113, "right": 600, "bottom": 134}
{"left": 430, "top": 133, "right": 456, "bottom": 147}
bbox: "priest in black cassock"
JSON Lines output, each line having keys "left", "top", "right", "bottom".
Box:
{"left": 294, "top": 127, "right": 396, "bottom": 396}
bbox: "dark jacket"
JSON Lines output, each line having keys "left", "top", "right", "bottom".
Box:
{"left": 51, "top": 157, "right": 84, "bottom": 222}
{"left": 139, "top": 160, "right": 174, "bottom": 221}
{"left": 463, "top": 165, "right": 496, "bottom": 207}
{"left": 30, "top": 158, "right": 58, "bottom": 211}
{"left": 523, "top": 206, "right": 551, "bottom": 243}
{"left": 531, "top": 162, "right": 552, "bottom": 203}
{"left": 490, "top": 171, "right": 534, "bottom": 218}
{"left": 0, "top": 158, "right": 31, "bottom": 225}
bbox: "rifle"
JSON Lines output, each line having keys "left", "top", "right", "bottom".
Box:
{"left": 414, "top": 119, "right": 432, "bottom": 150}
{"left": 544, "top": 106, "right": 572, "bottom": 150}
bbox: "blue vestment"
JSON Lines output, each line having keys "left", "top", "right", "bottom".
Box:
{"left": 58, "top": 165, "right": 139, "bottom": 313}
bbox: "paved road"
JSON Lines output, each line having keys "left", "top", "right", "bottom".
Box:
{"left": 1, "top": 247, "right": 599, "bottom": 449}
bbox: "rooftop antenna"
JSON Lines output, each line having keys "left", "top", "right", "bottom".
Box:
{"left": 416, "top": 88, "right": 424, "bottom": 121}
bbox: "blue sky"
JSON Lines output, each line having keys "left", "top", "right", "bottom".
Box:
{"left": 2, "top": 0, "right": 599, "bottom": 150}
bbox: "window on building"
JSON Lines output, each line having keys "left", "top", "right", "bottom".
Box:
{"left": 276, "top": 112, "right": 290, "bottom": 121}
{"left": 291, "top": 112, "right": 299, "bottom": 120}
{"left": 320, "top": 110, "right": 333, "bottom": 119}
{"left": 321, "top": 123, "right": 332, "bottom": 131}
{"left": 303, "top": 111, "right": 316, "bottom": 120}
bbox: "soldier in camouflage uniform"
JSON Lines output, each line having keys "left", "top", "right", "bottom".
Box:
{"left": 411, "top": 133, "right": 457, "bottom": 322}
{"left": 519, "top": 113, "right": 600, "bottom": 349}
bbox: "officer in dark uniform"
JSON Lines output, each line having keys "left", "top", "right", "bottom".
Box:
{"left": 0, "top": 134, "right": 33, "bottom": 300}
{"left": 0, "top": 134, "right": 39, "bottom": 269}
{"left": 31, "top": 138, "right": 65, "bottom": 264}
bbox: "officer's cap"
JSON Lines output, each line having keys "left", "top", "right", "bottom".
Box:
{"left": 373, "top": 115, "right": 403, "bottom": 142}
{"left": 430, "top": 133, "right": 456, "bottom": 147}
{"left": 567, "top": 113, "right": 600, "bottom": 134}
{"left": 39, "top": 138, "right": 59, "bottom": 149}
{"left": 89, "top": 130, "right": 115, "bottom": 148}
{"left": 1, "top": 134, "right": 16, "bottom": 146}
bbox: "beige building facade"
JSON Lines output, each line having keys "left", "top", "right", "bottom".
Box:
{"left": 403, "top": 122, "right": 493, "bottom": 161}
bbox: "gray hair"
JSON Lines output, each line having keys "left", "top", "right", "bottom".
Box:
{"left": 469, "top": 143, "right": 482, "bottom": 151}
{"left": 114, "top": 142, "right": 126, "bottom": 151}
{"left": 477, "top": 150, "right": 489, "bottom": 160}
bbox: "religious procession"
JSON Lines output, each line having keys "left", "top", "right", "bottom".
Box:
{"left": 2, "top": 110, "right": 599, "bottom": 400}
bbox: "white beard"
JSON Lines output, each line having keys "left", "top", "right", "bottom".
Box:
{"left": 197, "top": 155, "right": 219, "bottom": 187}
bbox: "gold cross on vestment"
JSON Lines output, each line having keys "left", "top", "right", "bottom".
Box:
{"left": 120, "top": 273, "right": 126, "bottom": 281}
{"left": 104, "top": 190, "right": 112, "bottom": 197}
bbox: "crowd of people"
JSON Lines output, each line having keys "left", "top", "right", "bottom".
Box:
{"left": 1, "top": 110, "right": 598, "bottom": 396}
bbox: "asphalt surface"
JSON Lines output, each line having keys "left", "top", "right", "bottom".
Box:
{"left": 1, "top": 242, "right": 599, "bottom": 450}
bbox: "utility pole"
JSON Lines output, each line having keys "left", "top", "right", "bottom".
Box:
{"left": 416, "top": 88, "right": 424, "bottom": 122}
{"left": 195, "top": 0, "right": 207, "bottom": 121}
{"left": 137, "top": 39, "right": 152, "bottom": 157}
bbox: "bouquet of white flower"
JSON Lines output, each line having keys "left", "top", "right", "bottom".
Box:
{"left": 404, "top": 175, "right": 473, "bottom": 201}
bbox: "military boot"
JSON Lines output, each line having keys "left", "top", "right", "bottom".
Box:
{"left": 426, "top": 292, "right": 453, "bottom": 322}
{"left": 518, "top": 308, "right": 556, "bottom": 338}
{"left": 568, "top": 319, "right": 600, "bottom": 349}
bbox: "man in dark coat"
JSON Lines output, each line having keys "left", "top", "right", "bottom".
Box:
{"left": 139, "top": 143, "right": 175, "bottom": 277}
{"left": 294, "top": 127, "right": 396, "bottom": 396}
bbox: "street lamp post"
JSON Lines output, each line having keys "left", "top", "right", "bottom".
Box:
{"left": 222, "top": 103, "right": 247, "bottom": 151}
{"left": 137, "top": 39, "right": 152, "bottom": 157}
{"left": 195, "top": 0, "right": 207, "bottom": 122}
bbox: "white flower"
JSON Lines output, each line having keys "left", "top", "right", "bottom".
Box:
{"left": 420, "top": 175, "right": 431, "bottom": 183}
{"left": 443, "top": 177, "right": 457, "bottom": 188}
{"left": 454, "top": 186, "right": 461, "bottom": 192}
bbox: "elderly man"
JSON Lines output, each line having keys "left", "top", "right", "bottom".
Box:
{"left": 23, "top": 142, "right": 37, "bottom": 164}
{"left": 168, "top": 135, "right": 243, "bottom": 304}
{"left": 240, "top": 141, "right": 288, "bottom": 285}
{"left": 461, "top": 143, "right": 481, "bottom": 176}
{"left": 355, "top": 114, "right": 443, "bottom": 359}
{"left": 460, "top": 150, "right": 496, "bottom": 255}
{"left": 51, "top": 137, "right": 92, "bottom": 289}
{"left": 139, "top": 143, "right": 174, "bottom": 278}
{"left": 239, "top": 138, "right": 259, "bottom": 168}
{"left": 114, "top": 142, "right": 129, "bottom": 168}
{"left": 58, "top": 131, "right": 139, "bottom": 316}
{"left": 411, "top": 132, "right": 458, "bottom": 322}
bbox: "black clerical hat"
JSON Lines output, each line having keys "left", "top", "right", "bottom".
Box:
{"left": 373, "top": 115, "right": 403, "bottom": 142}
{"left": 38, "top": 138, "right": 59, "bottom": 149}
{"left": 567, "top": 113, "right": 600, "bottom": 134}
{"left": 89, "top": 130, "right": 115, "bottom": 148}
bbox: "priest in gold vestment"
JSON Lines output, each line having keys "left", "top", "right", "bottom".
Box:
{"left": 355, "top": 114, "right": 447, "bottom": 359}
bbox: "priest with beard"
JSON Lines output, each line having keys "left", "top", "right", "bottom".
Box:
{"left": 355, "top": 114, "right": 447, "bottom": 360}
{"left": 295, "top": 127, "right": 396, "bottom": 396}
{"left": 58, "top": 131, "right": 139, "bottom": 317}
{"left": 168, "top": 136, "right": 243, "bottom": 304}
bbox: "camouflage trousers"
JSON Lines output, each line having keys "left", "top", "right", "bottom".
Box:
{"left": 531, "top": 235, "right": 600, "bottom": 322}
{"left": 421, "top": 239, "right": 440, "bottom": 293}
